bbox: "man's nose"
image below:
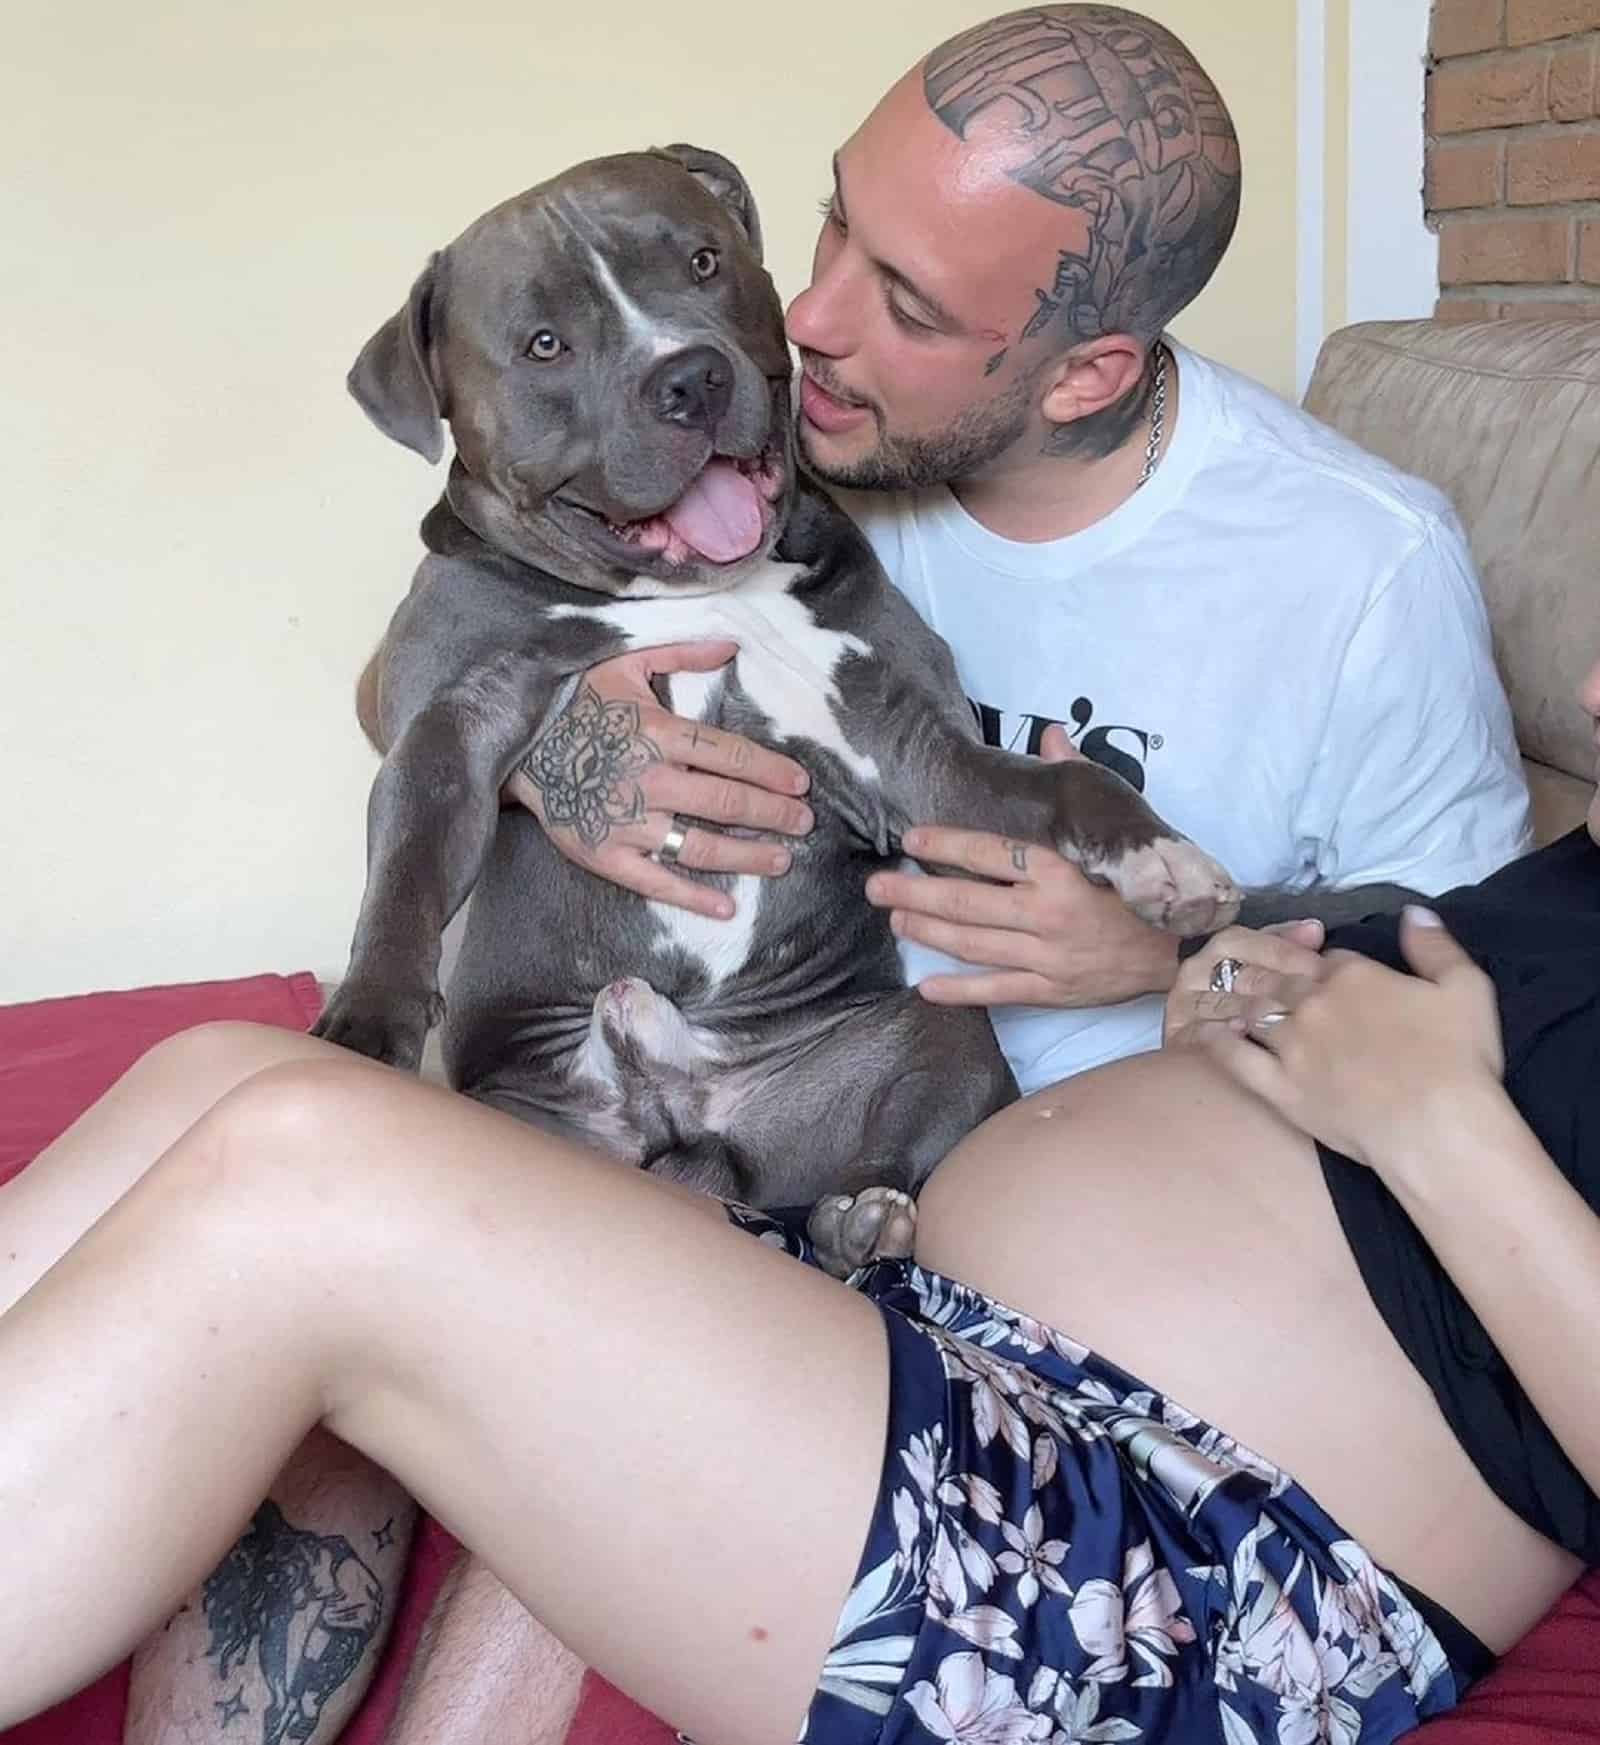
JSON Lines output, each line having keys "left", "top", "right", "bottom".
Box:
{"left": 786, "top": 237, "right": 855, "bottom": 357}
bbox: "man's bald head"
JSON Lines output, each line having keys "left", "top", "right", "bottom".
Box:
{"left": 921, "top": 6, "right": 1241, "bottom": 348}
{"left": 786, "top": 5, "right": 1243, "bottom": 487}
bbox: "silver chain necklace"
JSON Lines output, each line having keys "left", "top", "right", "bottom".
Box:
{"left": 1136, "top": 342, "right": 1170, "bottom": 490}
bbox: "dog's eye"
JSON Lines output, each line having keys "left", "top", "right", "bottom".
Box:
{"left": 690, "top": 248, "right": 720, "bottom": 283}
{"left": 527, "top": 330, "right": 564, "bottom": 361}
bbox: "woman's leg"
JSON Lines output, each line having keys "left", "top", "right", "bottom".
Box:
{"left": 0, "top": 1049, "right": 889, "bottom": 1745}
{"left": 1, "top": 1022, "right": 329, "bottom": 1310}
{"left": 1, "top": 1023, "right": 417, "bottom": 1745}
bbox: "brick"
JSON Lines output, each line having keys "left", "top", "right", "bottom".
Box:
{"left": 1506, "top": 0, "right": 1600, "bottom": 44}
{"left": 1507, "top": 125, "right": 1600, "bottom": 201}
{"left": 1429, "top": 48, "right": 1550, "bottom": 132}
{"left": 1550, "top": 38, "right": 1599, "bottom": 114}
{"left": 1500, "top": 295, "right": 1600, "bottom": 313}
{"left": 1581, "top": 218, "right": 1600, "bottom": 279}
{"left": 1427, "top": 137, "right": 1505, "bottom": 207}
{"left": 1432, "top": 0, "right": 1505, "bottom": 56}
{"left": 1435, "top": 296, "right": 1505, "bottom": 318}
{"left": 1439, "top": 212, "right": 1572, "bottom": 280}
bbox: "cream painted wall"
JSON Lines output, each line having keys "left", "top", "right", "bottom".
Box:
{"left": 1, "top": 1, "right": 1297, "bottom": 1003}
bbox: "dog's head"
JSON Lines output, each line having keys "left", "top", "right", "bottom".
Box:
{"left": 349, "top": 146, "right": 793, "bottom": 596}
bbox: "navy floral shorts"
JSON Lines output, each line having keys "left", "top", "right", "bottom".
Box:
{"left": 725, "top": 1205, "right": 1473, "bottom": 1745}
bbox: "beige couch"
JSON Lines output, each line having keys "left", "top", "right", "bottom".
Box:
{"left": 1304, "top": 318, "right": 1598, "bottom": 848}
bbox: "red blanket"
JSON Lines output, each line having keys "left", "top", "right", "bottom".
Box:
{"left": 1, "top": 974, "right": 1594, "bottom": 1745}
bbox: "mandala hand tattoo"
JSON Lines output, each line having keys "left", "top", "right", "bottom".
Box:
{"left": 924, "top": 6, "right": 1242, "bottom": 344}
{"left": 521, "top": 683, "right": 663, "bottom": 849}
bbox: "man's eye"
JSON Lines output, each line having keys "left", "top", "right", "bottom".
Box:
{"left": 888, "top": 300, "right": 935, "bottom": 335}
{"left": 527, "top": 330, "right": 564, "bottom": 361}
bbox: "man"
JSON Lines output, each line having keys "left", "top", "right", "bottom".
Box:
{"left": 127, "top": 7, "right": 1529, "bottom": 1743}
{"left": 513, "top": 5, "right": 1529, "bottom": 1097}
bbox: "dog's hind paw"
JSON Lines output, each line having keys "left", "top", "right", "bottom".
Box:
{"left": 807, "top": 1186, "right": 917, "bottom": 1280}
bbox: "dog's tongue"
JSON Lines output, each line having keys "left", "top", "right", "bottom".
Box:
{"left": 662, "top": 459, "right": 764, "bottom": 563}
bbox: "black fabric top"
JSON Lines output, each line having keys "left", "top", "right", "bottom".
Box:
{"left": 1318, "top": 826, "right": 1600, "bottom": 1564}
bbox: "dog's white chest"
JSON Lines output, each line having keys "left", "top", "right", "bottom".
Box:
{"left": 553, "top": 560, "right": 880, "bottom": 985}
{"left": 583, "top": 560, "right": 879, "bottom": 779}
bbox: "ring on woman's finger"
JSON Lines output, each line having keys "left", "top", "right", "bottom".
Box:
{"left": 655, "top": 819, "right": 689, "bottom": 866}
{"left": 1209, "top": 956, "right": 1245, "bottom": 994}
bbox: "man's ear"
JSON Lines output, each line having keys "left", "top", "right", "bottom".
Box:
{"left": 656, "top": 143, "right": 764, "bottom": 263}
{"left": 1038, "top": 335, "right": 1148, "bottom": 426}
{"left": 347, "top": 253, "right": 445, "bottom": 463}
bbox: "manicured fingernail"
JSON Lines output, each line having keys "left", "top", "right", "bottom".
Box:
{"left": 1404, "top": 905, "right": 1443, "bottom": 928}
{"left": 889, "top": 912, "right": 905, "bottom": 936}
{"left": 769, "top": 849, "right": 791, "bottom": 874}
{"left": 714, "top": 898, "right": 735, "bottom": 919}
{"left": 865, "top": 875, "right": 886, "bottom": 902}
{"left": 790, "top": 770, "right": 811, "bottom": 795}
{"left": 903, "top": 829, "right": 925, "bottom": 853}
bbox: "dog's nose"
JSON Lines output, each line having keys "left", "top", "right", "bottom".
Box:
{"left": 644, "top": 346, "right": 734, "bottom": 435}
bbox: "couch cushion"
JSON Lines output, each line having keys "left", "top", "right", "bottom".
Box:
{"left": 1304, "top": 320, "right": 1598, "bottom": 786}
{"left": 1526, "top": 759, "right": 1592, "bottom": 848}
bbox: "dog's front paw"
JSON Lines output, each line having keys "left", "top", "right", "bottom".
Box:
{"left": 807, "top": 1186, "right": 917, "bottom": 1280}
{"left": 1099, "top": 836, "right": 1241, "bottom": 937}
{"left": 312, "top": 982, "right": 444, "bottom": 1072}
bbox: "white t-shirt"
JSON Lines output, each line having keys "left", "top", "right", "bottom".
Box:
{"left": 837, "top": 341, "right": 1532, "bottom": 1095}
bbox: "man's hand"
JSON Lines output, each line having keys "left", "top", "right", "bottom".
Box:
{"left": 864, "top": 726, "right": 1184, "bottom": 1008}
{"left": 865, "top": 827, "right": 1183, "bottom": 1008}
{"left": 504, "top": 640, "right": 814, "bottom": 919}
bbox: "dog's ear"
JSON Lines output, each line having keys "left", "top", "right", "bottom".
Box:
{"left": 347, "top": 253, "right": 445, "bottom": 464}
{"left": 657, "top": 144, "right": 764, "bottom": 263}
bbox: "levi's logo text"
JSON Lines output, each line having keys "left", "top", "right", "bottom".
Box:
{"left": 968, "top": 695, "right": 1163, "bottom": 795}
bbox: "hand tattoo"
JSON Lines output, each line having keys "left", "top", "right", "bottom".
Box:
{"left": 924, "top": 7, "right": 1242, "bottom": 346}
{"left": 520, "top": 683, "right": 663, "bottom": 849}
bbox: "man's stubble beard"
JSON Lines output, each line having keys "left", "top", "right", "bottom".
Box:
{"left": 798, "top": 361, "right": 1042, "bottom": 494}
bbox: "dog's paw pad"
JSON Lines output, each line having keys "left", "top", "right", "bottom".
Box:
{"left": 807, "top": 1186, "right": 917, "bottom": 1278}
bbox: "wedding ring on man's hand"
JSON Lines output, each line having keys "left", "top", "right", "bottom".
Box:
{"left": 1209, "top": 956, "right": 1244, "bottom": 994}
{"left": 656, "top": 821, "right": 688, "bottom": 866}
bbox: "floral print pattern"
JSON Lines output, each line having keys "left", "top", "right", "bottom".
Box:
{"left": 723, "top": 1208, "right": 1465, "bottom": 1745}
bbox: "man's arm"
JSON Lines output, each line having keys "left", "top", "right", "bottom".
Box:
{"left": 356, "top": 645, "right": 384, "bottom": 754}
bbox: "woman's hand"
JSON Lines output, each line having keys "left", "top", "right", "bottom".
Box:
{"left": 1175, "top": 907, "right": 1507, "bottom": 1173}
{"left": 1163, "top": 919, "right": 1327, "bottom": 1048}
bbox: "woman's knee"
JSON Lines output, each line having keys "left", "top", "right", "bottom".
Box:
{"left": 165, "top": 1055, "right": 396, "bottom": 1211}
{"left": 131, "top": 1020, "right": 327, "bottom": 1107}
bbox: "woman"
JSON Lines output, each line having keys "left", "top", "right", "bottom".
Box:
{"left": 3, "top": 662, "right": 1598, "bottom": 1745}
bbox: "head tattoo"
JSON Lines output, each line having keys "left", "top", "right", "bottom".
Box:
{"left": 924, "top": 7, "right": 1241, "bottom": 351}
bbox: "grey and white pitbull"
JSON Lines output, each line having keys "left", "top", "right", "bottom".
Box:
{"left": 317, "top": 145, "right": 1241, "bottom": 1263}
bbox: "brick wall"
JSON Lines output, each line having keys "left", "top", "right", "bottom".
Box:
{"left": 1427, "top": 0, "right": 1600, "bottom": 318}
